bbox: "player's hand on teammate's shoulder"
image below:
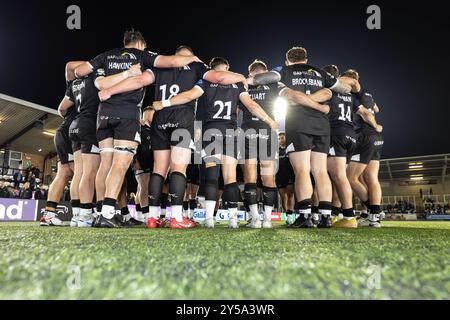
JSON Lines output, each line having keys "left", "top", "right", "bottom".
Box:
{"left": 98, "top": 89, "right": 111, "bottom": 102}
{"left": 192, "top": 56, "right": 203, "bottom": 64}
{"left": 246, "top": 77, "right": 255, "bottom": 86}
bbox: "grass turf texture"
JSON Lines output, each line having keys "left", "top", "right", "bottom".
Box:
{"left": 0, "top": 221, "right": 449, "bottom": 300}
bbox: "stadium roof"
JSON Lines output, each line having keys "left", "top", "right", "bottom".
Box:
{"left": 380, "top": 154, "right": 449, "bottom": 184}
{"left": 0, "top": 93, "right": 62, "bottom": 156}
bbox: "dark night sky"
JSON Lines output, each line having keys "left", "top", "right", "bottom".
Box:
{"left": 0, "top": 0, "right": 449, "bottom": 159}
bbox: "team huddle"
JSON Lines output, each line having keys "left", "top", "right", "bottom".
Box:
{"left": 40, "top": 29, "right": 384, "bottom": 230}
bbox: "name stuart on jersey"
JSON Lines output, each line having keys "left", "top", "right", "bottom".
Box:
{"left": 250, "top": 92, "right": 266, "bottom": 101}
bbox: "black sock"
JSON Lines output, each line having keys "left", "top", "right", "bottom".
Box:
{"left": 80, "top": 203, "right": 92, "bottom": 210}
{"left": 149, "top": 173, "right": 165, "bottom": 207}
{"left": 183, "top": 201, "right": 189, "bottom": 211}
{"left": 121, "top": 206, "right": 130, "bottom": 216}
{"left": 103, "top": 197, "right": 116, "bottom": 208}
{"left": 204, "top": 165, "right": 219, "bottom": 201}
{"left": 331, "top": 206, "right": 341, "bottom": 216}
{"left": 312, "top": 206, "right": 320, "bottom": 214}
{"left": 319, "top": 201, "right": 333, "bottom": 216}
{"left": 169, "top": 172, "right": 186, "bottom": 206}
{"left": 136, "top": 204, "right": 142, "bottom": 212}
{"left": 161, "top": 193, "right": 169, "bottom": 209}
{"left": 298, "top": 199, "right": 312, "bottom": 218}
{"left": 223, "top": 183, "right": 240, "bottom": 209}
{"left": 244, "top": 183, "right": 258, "bottom": 207}
{"left": 342, "top": 208, "right": 355, "bottom": 218}
{"left": 45, "top": 201, "right": 58, "bottom": 211}
{"left": 71, "top": 199, "right": 80, "bottom": 208}
{"left": 142, "top": 206, "right": 149, "bottom": 214}
{"left": 369, "top": 205, "right": 381, "bottom": 215}
{"left": 96, "top": 201, "right": 103, "bottom": 213}
{"left": 262, "top": 186, "right": 277, "bottom": 208}
{"left": 189, "top": 199, "right": 197, "bottom": 210}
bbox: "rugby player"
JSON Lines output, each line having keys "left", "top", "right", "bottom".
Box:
{"left": 40, "top": 62, "right": 79, "bottom": 226}
{"left": 344, "top": 69, "right": 384, "bottom": 227}
{"left": 322, "top": 65, "right": 382, "bottom": 228}
{"left": 241, "top": 60, "right": 282, "bottom": 229}
{"left": 276, "top": 132, "right": 295, "bottom": 225}
{"left": 142, "top": 46, "right": 249, "bottom": 229}
{"left": 152, "top": 57, "right": 279, "bottom": 229}
{"left": 65, "top": 60, "right": 104, "bottom": 227}
{"left": 248, "top": 47, "right": 355, "bottom": 228}
{"left": 75, "top": 31, "right": 201, "bottom": 228}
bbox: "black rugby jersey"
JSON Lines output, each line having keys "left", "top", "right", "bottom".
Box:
{"left": 328, "top": 91, "right": 361, "bottom": 136}
{"left": 65, "top": 73, "right": 99, "bottom": 119}
{"left": 353, "top": 88, "right": 378, "bottom": 135}
{"left": 89, "top": 48, "right": 158, "bottom": 120}
{"left": 240, "top": 83, "right": 283, "bottom": 130}
{"left": 153, "top": 62, "right": 208, "bottom": 111}
{"left": 273, "top": 64, "right": 338, "bottom": 136}
{"left": 194, "top": 80, "right": 248, "bottom": 129}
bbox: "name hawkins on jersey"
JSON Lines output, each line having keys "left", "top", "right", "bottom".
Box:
{"left": 108, "top": 62, "right": 133, "bottom": 70}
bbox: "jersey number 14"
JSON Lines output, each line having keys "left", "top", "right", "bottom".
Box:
{"left": 338, "top": 103, "right": 352, "bottom": 122}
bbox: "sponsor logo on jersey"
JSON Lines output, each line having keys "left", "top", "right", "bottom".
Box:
{"left": 121, "top": 52, "right": 137, "bottom": 59}
{"left": 374, "top": 140, "right": 384, "bottom": 146}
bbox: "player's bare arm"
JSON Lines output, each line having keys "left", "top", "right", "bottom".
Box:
{"left": 309, "top": 88, "right": 333, "bottom": 103}
{"left": 74, "top": 61, "right": 94, "bottom": 78}
{"left": 203, "top": 70, "right": 246, "bottom": 85}
{"left": 57, "top": 96, "right": 74, "bottom": 118}
{"left": 280, "top": 87, "right": 330, "bottom": 114}
{"left": 357, "top": 106, "right": 383, "bottom": 132}
{"left": 239, "top": 94, "right": 279, "bottom": 130}
{"left": 65, "top": 61, "right": 85, "bottom": 82}
{"left": 95, "top": 63, "right": 143, "bottom": 91}
{"left": 329, "top": 79, "right": 352, "bottom": 94}
{"left": 247, "top": 71, "right": 281, "bottom": 86}
{"left": 98, "top": 70, "right": 155, "bottom": 102}
{"left": 154, "top": 55, "right": 202, "bottom": 68}
{"left": 338, "top": 76, "right": 361, "bottom": 93}
{"left": 152, "top": 86, "right": 203, "bottom": 111}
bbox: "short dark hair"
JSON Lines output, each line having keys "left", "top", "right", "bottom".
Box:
{"left": 209, "top": 57, "right": 229, "bottom": 70}
{"left": 342, "top": 69, "right": 360, "bottom": 81}
{"left": 123, "top": 29, "right": 146, "bottom": 47}
{"left": 286, "top": 47, "right": 308, "bottom": 63}
{"left": 248, "top": 59, "right": 268, "bottom": 73}
{"left": 322, "top": 65, "right": 340, "bottom": 78}
{"left": 176, "top": 45, "right": 194, "bottom": 55}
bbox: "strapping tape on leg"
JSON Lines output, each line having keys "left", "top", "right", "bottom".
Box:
{"left": 114, "top": 146, "right": 137, "bottom": 155}
{"left": 99, "top": 148, "right": 115, "bottom": 154}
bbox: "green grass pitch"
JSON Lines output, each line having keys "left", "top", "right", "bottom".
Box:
{"left": 0, "top": 221, "right": 449, "bottom": 300}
